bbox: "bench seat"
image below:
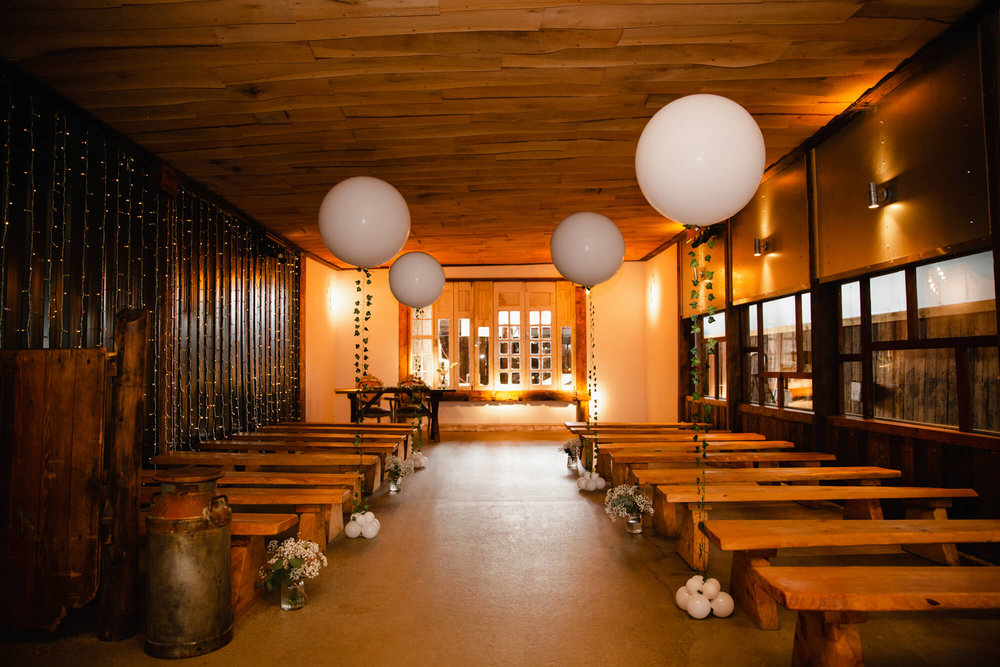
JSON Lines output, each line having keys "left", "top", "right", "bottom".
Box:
{"left": 751, "top": 565, "right": 1000, "bottom": 666}
{"left": 701, "top": 519, "right": 1000, "bottom": 629}
{"left": 654, "top": 484, "right": 979, "bottom": 571}
{"left": 594, "top": 440, "right": 793, "bottom": 477}
{"left": 609, "top": 450, "right": 835, "bottom": 486}
{"left": 633, "top": 465, "right": 900, "bottom": 486}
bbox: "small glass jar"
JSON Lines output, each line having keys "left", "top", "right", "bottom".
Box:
{"left": 625, "top": 512, "right": 643, "bottom": 534}
{"left": 389, "top": 476, "right": 402, "bottom": 494}
{"left": 567, "top": 452, "right": 578, "bottom": 470}
{"left": 281, "top": 579, "right": 306, "bottom": 611}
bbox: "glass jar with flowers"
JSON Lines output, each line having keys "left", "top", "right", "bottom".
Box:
{"left": 384, "top": 454, "right": 415, "bottom": 494}
{"left": 557, "top": 439, "right": 580, "bottom": 469}
{"left": 259, "top": 537, "right": 328, "bottom": 610}
{"left": 604, "top": 484, "right": 654, "bottom": 534}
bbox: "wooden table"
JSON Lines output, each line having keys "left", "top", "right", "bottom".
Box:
{"left": 336, "top": 387, "right": 451, "bottom": 441}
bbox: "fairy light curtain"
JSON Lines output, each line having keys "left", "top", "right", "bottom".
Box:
{"left": 0, "top": 65, "right": 300, "bottom": 458}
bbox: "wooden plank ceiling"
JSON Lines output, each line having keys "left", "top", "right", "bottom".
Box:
{"left": 0, "top": 1, "right": 981, "bottom": 268}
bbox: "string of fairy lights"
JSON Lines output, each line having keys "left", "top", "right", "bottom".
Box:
{"left": 1, "top": 70, "right": 302, "bottom": 458}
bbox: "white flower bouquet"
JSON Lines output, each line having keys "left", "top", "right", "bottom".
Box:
{"left": 604, "top": 484, "right": 654, "bottom": 522}
{"left": 557, "top": 438, "right": 580, "bottom": 458}
{"left": 384, "top": 454, "right": 415, "bottom": 481}
{"left": 259, "top": 537, "right": 327, "bottom": 591}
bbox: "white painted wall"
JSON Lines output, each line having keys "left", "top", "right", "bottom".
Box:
{"left": 302, "top": 257, "right": 338, "bottom": 422}
{"left": 644, "top": 245, "right": 680, "bottom": 421}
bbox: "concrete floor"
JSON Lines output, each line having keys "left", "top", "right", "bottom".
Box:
{"left": 4, "top": 431, "right": 1000, "bottom": 666}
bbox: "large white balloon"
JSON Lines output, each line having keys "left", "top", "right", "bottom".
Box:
{"left": 635, "top": 94, "right": 765, "bottom": 227}
{"left": 318, "top": 176, "right": 411, "bottom": 267}
{"left": 550, "top": 212, "right": 625, "bottom": 287}
{"left": 389, "top": 251, "right": 445, "bottom": 309}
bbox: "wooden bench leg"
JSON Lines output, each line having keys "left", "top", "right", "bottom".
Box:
{"left": 295, "top": 506, "right": 327, "bottom": 552}
{"left": 597, "top": 451, "right": 612, "bottom": 479}
{"left": 230, "top": 536, "right": 265, "bottom": 618}
{"left": 902, "top": 502, "right": 959, "bottom": 565}
{"left": 842, "top": 498, "right": 883, "bottom": 520}
{"left": 678, "top": 502, "right": 711, "bottom": 571}
{"left": 365, "top": 459, "right": 381, "bottom": 494}
{"left": 730, "top": 549, "right": 779, "bottom": 630}
{"left": 652, "top": 487, "right": 680, "bottom": 537}
{"left": 792, "top": 611, "right": 867, "bottom": 667}
{"left": 611, "top": 461, "right": 628, "bottom": 487}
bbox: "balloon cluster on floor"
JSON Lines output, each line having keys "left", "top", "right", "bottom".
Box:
{"left": 576, "top": 470, "right": 607, "bottom": 491}
{"left": 412, "top": 451, "right": 428, "bottom": 468}
{"left": 675, "top": 575, "right": 734, "bottom": 619}
{"left": 344, "top": 511, "right": 381, "bottom": 539}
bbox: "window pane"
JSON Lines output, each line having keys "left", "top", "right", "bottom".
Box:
{"left": 477, "top": 326, "right": 490, "bottom": 386}
{"left": 510, "top": 326, "right": 520, "bottom": 340}
{"left": 510, "top": 311, "right": 520, "bottom": 325}
{"left": 499, "top": 326, "right": 509, "bottom": 340}
{"left": 500, "top": 341, "right": 508, "bottom": 355}
{"left": 459, "top": 318, "right": 471, "bottom": 386}
{"left": 541, "top": 341, "right": 551, "bottom": 355}
{"left": 841, "top": 361, "right": 863, "bottom": 416}
{"left": 541, "top": 311, "right": 551, "bottom": 325}
{"left": 531, "top": 372, "right": 540, "bottom": 385}
{"left": 746, "top": 306, "right": 758, "bottom": 348}
{"left": 762, "top": 295, "right": 797, "bottom": 372}
{"left": 512, "top": 372, "right": 520, "bottom": 384}
{"left": 745, "top": 352, "right": 759, "bottom": 403}
{"left": 786, "top": 378, "right": 812, "bottom": 411}
{"left": 529, "top": 310, "right": 539, "bottom": 325}
{"left": 500, "top": 372, "right": 509, "bottom": 384}
{"left": 970, "top": 347, "right": 1000, "bottom": 433}
{"left": 438, "top": 319, "right": 449, "bottom": 362}
{"left": 917, "top": 251, "right": 996, "bottom": 338}
{"left": 542, "top": 357, "right": 551, "bottom": 370}
{"left": 840, "top": 281, "right": 861, "bottom": 354}
{"left": 511, "top": 341, "right": 520, "bottom": 355}
{"left": 874, "top": 349, "right": 957, "bottom": 427}
{"left": 541, "top": 326, "right": 551, "bottom": 339}
{"left": 703, "top": 311, "right": 725, "bottom": 338}
{"left": 530, "top": 357, "right": 540, "bottom": 370}
{"left": 511, "top": 357, "right": 520, "bottom": 370}
{"left": 530, "top": 326, "right": 539, "bottom": 340}
{"left": 763, "top": 377, "right": 779, "bottom": 406}
{"left": 542, "top": 371, "right": 552, "bottom": 385}
{"left": 561, "top": 326, "right": 573, "bottom": 388}
{"left": 498, "top": 311, "right": 509, "bottom": 326}
{"left": 500, "top": 357, "right": 508, "bottom": 370}
{"left": 871, "top": 270, "right": 907, "bottom": 341}
{"left": 530, "top": 341, "right": 539, "bottom": 355}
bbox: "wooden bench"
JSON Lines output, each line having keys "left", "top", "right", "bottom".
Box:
{"left": 654, "top": 484, "right": 979, "bottom": 571}
{"left": 608, "top": 450, "right": 836, "bottom": 486}
{"left": 259, "top": 424, "right": 416, "bottom": 456}
{"left": 633, "top": 465, "right": 900, "bottom": 487}
{"left": 564, "top": 421, "right": 694, "bottom": 431}
{"left": 150, "top": 451, "right": 383, "bottom": 494}
{"left": 750, "top": 565, "right": 1000, "bottom": 666}
{"left": 701, "top": 519, "right": 1000, "bottom": 630}
{"left": 595, "top": 440, "right": 793, "bottom": 477}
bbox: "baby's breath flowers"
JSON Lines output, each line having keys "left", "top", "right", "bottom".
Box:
{"left": 384, "top": 454, "right": 414, "bottom": 481}
{"left": 557, "top": 439, "right": 580, "bottom": 458}
{"left": 604, "top": 484, "right": 654, "bottom": 522}
{"left": 259, "top": 538, "right": 327, "bottom": 591}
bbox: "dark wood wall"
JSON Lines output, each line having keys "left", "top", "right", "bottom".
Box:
{"left": 0, "top": 64, "right": 302, "bottom": 458}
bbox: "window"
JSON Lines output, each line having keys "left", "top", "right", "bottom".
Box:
{"left": 404, "top": 280, "right": 580, "bottom": 394}
{"left": 702, "top": 312, "right": 727, "bottom": 400}
{"left": 838, "top": 250, "right": 997, "bottom": 433}
{"left": 744, "top": 292, "right": 812, "bottom": 410}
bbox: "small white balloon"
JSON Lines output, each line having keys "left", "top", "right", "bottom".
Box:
{"left": 686, "top": 575, "right": 705, "bottom": 595}
{"left": 344, "top": 521, "right": 362, "bottom": 539}
{"left": 675, "top": 586, "right": 691, "bottom": 610}
{"left": 577, "top": 476, "right": 588, "bottom": 490}
{"left": 635, "top": 94, "right": 765, "bottom": 227}
{"left": 361, "top": 520, "right": 380, "bottom": 539}
{"left": 595, "top": 477, "right": 607, "bottom": 490}
{"left": 702, "top": 578, "right": 721, "bottom": 600}
{"left": 711, "top": 592, "right": 735, "bottom": 618}
{"left": 584, "top": 478, "right": 598, "bottom": 491}
{"left": 362, "top": 511, "right": 375, "bottom": 524}
{"left": 317, "top": 176, "right": 410, "bottom": 267}
{"left": 550, "top": 212, "right": 625, "bottom": 288}
{"left": 350, "top": 512, "right": 365, "bottom": 524}
{"left": 389, "top": 251, "right": 445, "bottom": 309}
{"left": 686, "top": 593, "right": 712, "bottom": 619}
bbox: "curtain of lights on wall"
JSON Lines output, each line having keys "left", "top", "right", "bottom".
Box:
{"left": 0, "top": 67, "right": 300, "bottom": 458}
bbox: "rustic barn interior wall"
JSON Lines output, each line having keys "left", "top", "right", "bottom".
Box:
{"left": 0, "top": 65, "right": 301, "bottom": 459}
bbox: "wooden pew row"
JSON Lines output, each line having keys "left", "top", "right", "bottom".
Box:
{"left": 654, "top": 484, "right": 979, "bottom": 571}
{"left": 150, "top": 451, "right": 383, "bottom": 494}
{"left": 701, "top": 518, "right": 1000, "bottom": 630}
{"left": 633, "top": 465, "right": 900, "bottom": 487}
{"left": 751, "top": 565, "right": 1000, "bottom": 666}
{"left": 259, "top": 424, "right": 416, "bottom": 456}
{"left": 139, "top": 511, "right": 299, "bottom": 618}
{"left": 609, "top": 450, "right": 836, "bottom": 486}
{"left": 564, "top": 421, "right": 694, "bottom": 431}
{"left": 595, "top": 440, "right": 792, "bottom": 478}
{"left": 275, "top": 421, "right": 413, "bottom": 430}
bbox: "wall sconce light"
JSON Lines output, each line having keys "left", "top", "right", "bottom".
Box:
{"left": 753, "top": 237, "right": 770, "bottom": 257}
{"left": 867, "top": 181, "right": 895, "bottom": 209}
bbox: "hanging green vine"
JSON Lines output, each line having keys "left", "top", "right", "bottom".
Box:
{"left": 584, "top": 286, "right": 600, "bottom": 474}
{"left": 688, "top": 229, "right": 718, "bottom": 575}
{"left": 351, "top": 267, "right": 374, "bottom": 516}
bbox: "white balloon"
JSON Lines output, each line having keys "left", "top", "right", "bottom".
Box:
{"left": 577, "top": 476, "right": 588, "bottom": 490}
{"left": 595, "top": 477, "right": 607, "bottom": 490}
{"left": 317, "top": 176, "right": 411, "bottom": 267}
{"left": 584, "top": 478, "right": 598, "bottom": 491}
{"left": 362, "top": 511, "right": 375, "bottom": 524}
{"left": 711, "top": 592, "right": 735, "bottom": 618}
{"left": 344, "top": 521, "right": 362, "bottom": 539}
{"left": 686, "top": 593, "right": 712, "bottom": 619}
{"left": 361, "top": 520, "right": 380, "bottom": 539}
{"left": 635, "top": 94, "right": 765, "bottom": 226}
{"left": 389, "top": 251, "right": 445, "bottom": 309}
{"left": 675, "top": 586, "right": 691, "bottom": 610}
{"left": 686, "top": 575, "right": 705, "bottom": 595}
{"left": 550, "top": 212, "right": 625, "bottom": 288}
{"left": 350, "top": 512, "right": 365, "bottom": 524}
{"left": 702, "top": 578, "right": 721, "bottom": 600}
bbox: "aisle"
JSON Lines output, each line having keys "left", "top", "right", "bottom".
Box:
{"left": 6, "top": 432, "right": 1000, "bottom": 666}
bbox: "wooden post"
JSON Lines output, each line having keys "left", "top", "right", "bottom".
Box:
{"left": 98, "top": 309, "right": 149, "bottom": 641}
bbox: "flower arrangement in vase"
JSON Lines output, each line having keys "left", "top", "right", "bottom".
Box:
{"left": 259, "top": 537, "right": 328, "bottom": 610}
{"left": 384, "top": 454, "right": 415, "bottom": 493}
{"left": 604, "top": 484, "right": 654, "bottom": 534}
{"left": 557, "top": 438, "right": 580, "bottom": 469}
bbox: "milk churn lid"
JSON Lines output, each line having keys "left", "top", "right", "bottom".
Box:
{"left": 152, "top": 466, "right": 223, "bottom": 484}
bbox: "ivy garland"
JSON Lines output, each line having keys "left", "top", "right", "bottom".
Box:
{"left": 585, "top": 287, "right": 599, "bottom": 474}
{"left": 351, "top": 267, "right": 373, "bottom": 516}
{"left": 688, "top": 230, "right": 718, "bottom": 575}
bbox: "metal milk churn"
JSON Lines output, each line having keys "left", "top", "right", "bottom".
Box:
{"left": 144, "top": 466, "right": 233, "bottom": 658}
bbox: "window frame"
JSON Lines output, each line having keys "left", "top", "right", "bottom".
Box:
{"left": 743, "top": 291, "right": 813, "bottom": 412}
